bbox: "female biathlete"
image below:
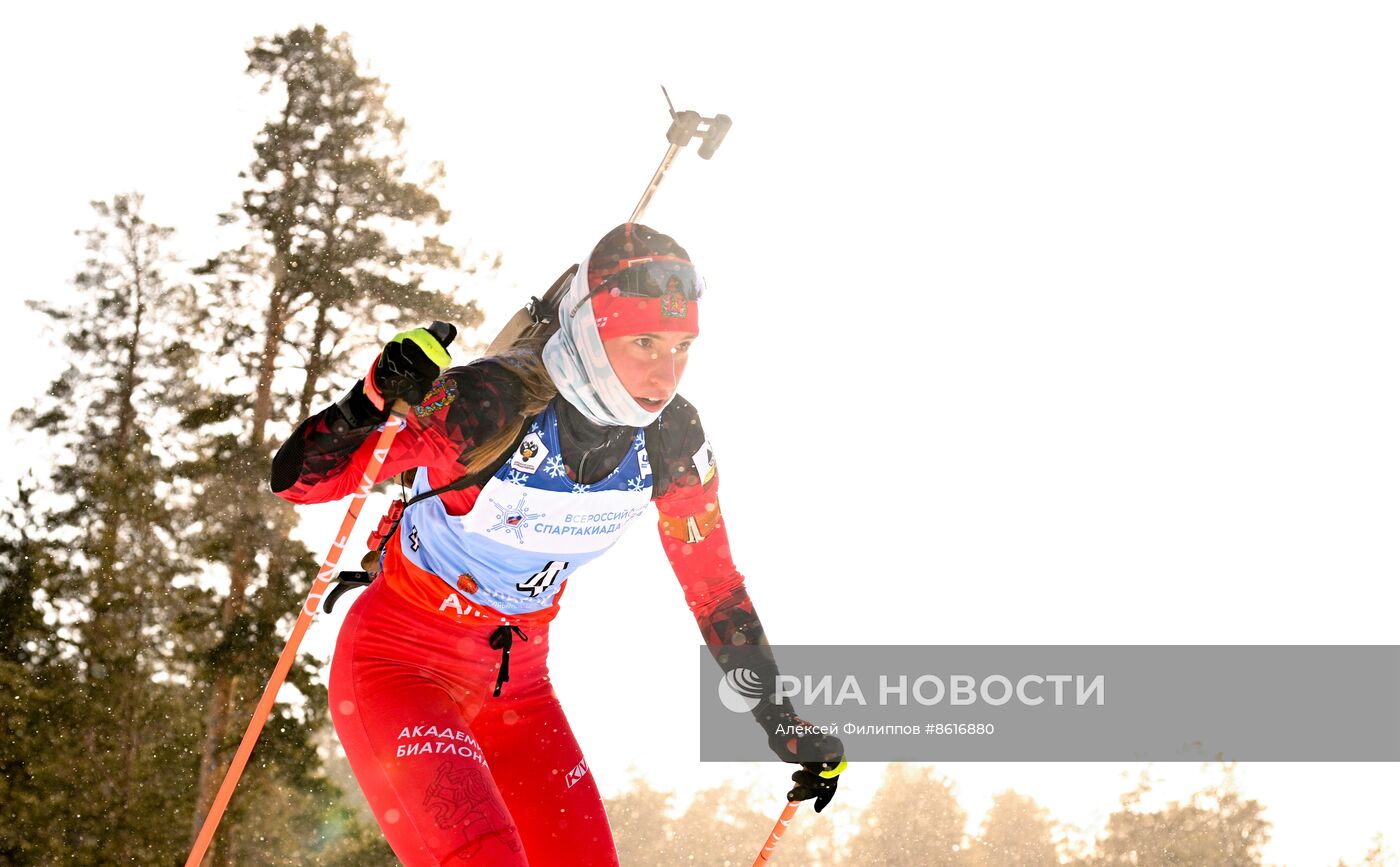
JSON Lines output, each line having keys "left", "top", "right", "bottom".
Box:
{"left": 270, "top": 224, "right": 846, "bottom": 865}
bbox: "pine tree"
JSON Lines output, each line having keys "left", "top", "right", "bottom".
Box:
{"left": 1087, "top": 773, "right": 1271, "bottom": 867}
{"left": 846, "top": 764, "right": 970, "bottom": 866}
{"left": 969, "top": 790, "right": 1061, "bottom": 867}
{"left": 182, "top": 25, "right": 487, "bottom": 859}
{"left": 0, "top": 481, "right": 53, "bottom": 666}
{"left": 0, "top": 480, "right": 70, "bottom": 864}
{"left": 5, "top": 193, "right": 206, "bottom": 863}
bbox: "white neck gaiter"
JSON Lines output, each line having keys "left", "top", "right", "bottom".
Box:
{"left": 542, "top": 248, "right": 668, "bottom": 428}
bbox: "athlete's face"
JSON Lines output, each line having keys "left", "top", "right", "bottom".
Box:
{"left": 602, "top": 331, "right": 694, "bottom": 412}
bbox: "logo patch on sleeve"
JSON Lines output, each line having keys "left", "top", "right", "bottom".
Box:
{"left": 414, "top": 377, "right": 458, "bottom": 419}
{"left": 692, "top": 439, "right": 716, "bottom": 485}
{"left": 511, "top": 432, "right": 549, "bottom": 474}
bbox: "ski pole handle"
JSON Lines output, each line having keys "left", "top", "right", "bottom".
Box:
{"left": 752, "top": 800, "right": 801, "bottom": 866}
{"left": 425, "top": 319, "right": 457, "bottom": 350}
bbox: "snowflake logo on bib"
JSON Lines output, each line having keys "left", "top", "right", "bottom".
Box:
{"left": 543, "top": 454, "right": 567, "bottom": 478}
{"left": 486, "top": 494, "right": 543, "bottom": 544}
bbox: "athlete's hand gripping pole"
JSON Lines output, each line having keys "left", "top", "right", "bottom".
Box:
{"left": 185, "top": 321, "right": 456, "bottom": 867}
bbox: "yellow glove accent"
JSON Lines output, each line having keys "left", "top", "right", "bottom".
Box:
{"left": 394, "top": 327, "right": 452, "bottom": 370}
{"left": 819, "top": 759, "right": 848, "bottom": 779}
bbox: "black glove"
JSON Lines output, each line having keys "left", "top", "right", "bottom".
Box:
{"left": 789, "top": 759, "right": 845, "bottom": 813}
{"left": 761, "top": 706, "right": 847, "bottom": 813}
{"left": 330, "top": 323, "right": 456, "bottom": 435}
{"left": 371, "top": 325, "right": 454, "bottom": 408}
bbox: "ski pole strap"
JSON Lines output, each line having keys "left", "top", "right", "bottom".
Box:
{"left": 489, "top": 625, "right": 528, "bottom": 697}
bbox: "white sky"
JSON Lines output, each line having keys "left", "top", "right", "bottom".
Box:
{"left": 3, "top": 2, "right": 1397, "bottom": 864}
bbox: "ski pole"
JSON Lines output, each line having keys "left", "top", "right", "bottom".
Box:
{"left": 186, "top": 322, "right": 454, "bottom": 866}
{"left": 751, "top": 800, "right": 801, "bottom": 866}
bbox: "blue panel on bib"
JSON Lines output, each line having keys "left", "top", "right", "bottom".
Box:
{"left": 399, "top": 404, "right": 652, "bottom": 614}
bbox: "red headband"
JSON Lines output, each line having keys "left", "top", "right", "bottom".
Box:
{"left": 592, "top": 291, "right": 700, "bottom": 339}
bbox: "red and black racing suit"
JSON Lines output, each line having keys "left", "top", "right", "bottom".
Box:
{"left": 271, "top": 360, "right": 791, "bottom": 865}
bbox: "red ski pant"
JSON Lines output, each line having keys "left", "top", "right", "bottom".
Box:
{"left": 328, "top": 580, "right": 618, "bottom": 866}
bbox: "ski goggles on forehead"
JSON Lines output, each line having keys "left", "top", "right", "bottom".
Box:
{"left": 571, "top": 257, "right": 705, "bottom": 318}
